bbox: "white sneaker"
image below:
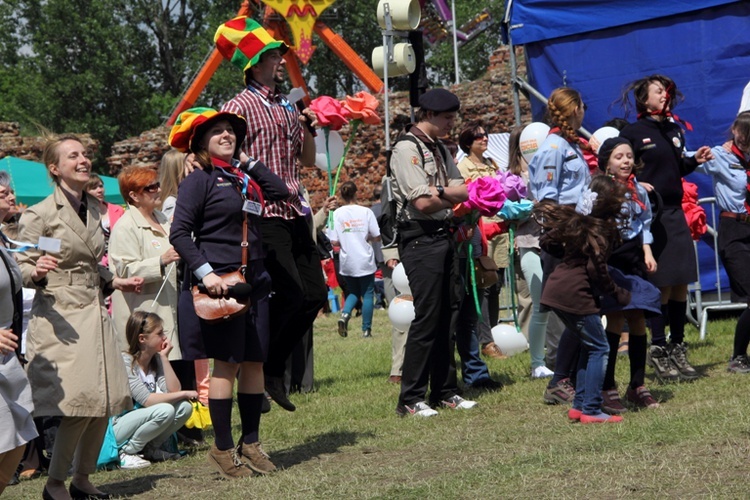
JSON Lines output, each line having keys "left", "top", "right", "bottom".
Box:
{"left": 397, "top": 401, "right": 438, "bottom": 417}
{"left": 532, "top": 366, "right": 554, "bottom": 379}
{"left": 440, "top": 395, "right": 478, "bottom": 410}
{"left": 119, "top": 451, "right": 151, "bottom": 470}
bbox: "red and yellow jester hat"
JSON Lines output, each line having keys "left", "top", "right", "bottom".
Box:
{"left": 215, "top": 16, "right": 288, "bottom": 84}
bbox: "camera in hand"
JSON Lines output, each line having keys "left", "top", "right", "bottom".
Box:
{"left": 196, "top": 281, "right": 253, "bottom": 299}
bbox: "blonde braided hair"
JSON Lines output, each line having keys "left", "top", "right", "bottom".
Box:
{"left": 546, "top": 88, "right": 590, "bottom": 151}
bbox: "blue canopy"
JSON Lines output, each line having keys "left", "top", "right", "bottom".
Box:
{"left": 0, "top": 156, "right": 124, "bottom": 206}
{"left": 504, "top": 0, "right": 750, "bottom": 294}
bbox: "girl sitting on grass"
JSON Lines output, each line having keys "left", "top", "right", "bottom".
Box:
{"left": 113, "top": 311, "right": 197, "bottom": 469}
{"left": 536, "top": 177, "right": 631, "bottom": 423}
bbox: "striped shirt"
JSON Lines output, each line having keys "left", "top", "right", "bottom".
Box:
{"left": 221, "top": 80, "right": 305, "bottom": 220}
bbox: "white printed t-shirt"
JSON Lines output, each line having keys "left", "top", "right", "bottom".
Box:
{"left": 329, "top": 204, "right": 380, "bottom": 277}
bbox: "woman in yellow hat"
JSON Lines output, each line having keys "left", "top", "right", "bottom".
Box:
{"left": 168, "top": 108, "right": 287, "bottom": 479}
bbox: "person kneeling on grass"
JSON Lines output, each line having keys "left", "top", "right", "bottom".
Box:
{"left": 114, "top": 311, "right": 197, "bottom": 468}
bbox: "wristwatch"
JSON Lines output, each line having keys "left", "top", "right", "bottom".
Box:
{"left": 436, "top": 185, "right": 445, "bottom": 198}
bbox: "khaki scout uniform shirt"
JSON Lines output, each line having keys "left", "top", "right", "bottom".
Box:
{"left": 390, "top": 126, "right": 465, "bottom": 222}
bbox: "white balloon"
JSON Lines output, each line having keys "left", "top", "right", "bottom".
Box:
{"left": 314, "top": 130, "right": 345, "bottom": 171}
{"left": 491, "top": 324, "right": 529, "bottom": 356}
{"left": 590, "top": 126, "right": 620, "bottom": 153}
{"left": 391, "top": 263, "right": 411, "bottom": 295}
{"left": 388, "top": 294, "right": 415, "bottom": 331}
{"left": 519, "top": 122, "right": 550, "bottom": 164}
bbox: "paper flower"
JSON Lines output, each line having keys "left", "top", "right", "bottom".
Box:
{"left": 463, "top": 177, "right": 507, "bottom": 217}
{"left": 575, "top": 188, "right": 598, "bottom": 215}
{"left": 499, "top": 199, "right": 534, "bottom": 220}
{"left": 495, "top": 171, "right": 527, "bottom": 202}
{"left": 342, "top": 91, "right": 381, "bottom": 125}
{"left": 682, "top": 179, "right": 705, "bottom": 241}
{"left": 309, "top": 96, "right": 350, "bottom": 131}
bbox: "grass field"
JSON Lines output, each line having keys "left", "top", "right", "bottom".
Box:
{"left": 9, "top": 310, "right": 750, "bottom": 499}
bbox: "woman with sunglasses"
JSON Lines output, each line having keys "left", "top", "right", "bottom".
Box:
{"left": 109, "top": 167, "right": 183, "bottom": 397}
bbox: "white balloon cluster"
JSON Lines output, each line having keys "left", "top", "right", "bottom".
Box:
{"left": 388, "top": 294, "right": 415, "bottom": 331}
{"left": 490, "top": 324, "right": 529, "bottom": 356}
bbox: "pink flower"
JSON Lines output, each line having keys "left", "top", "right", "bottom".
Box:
{"left": 495, "top": 171, "right": 528, "bottom": 202}
{"left": 309, "top": 96, "right": 350, "bottom": 131}
{"left": 342, "top": 92, "right": 381, "bottom": 125}
{"left": 464, "top": 177, "right": 507, "bottom": 217}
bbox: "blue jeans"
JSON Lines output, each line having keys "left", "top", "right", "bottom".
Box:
{"left": 553, "top": 310, "right": 609, "bottom": 416}
{"left": 343, "top": 274, "right": 375, "bottom": 331}
{"left": 456, "top": 258, "right": 491, "bottom": 386}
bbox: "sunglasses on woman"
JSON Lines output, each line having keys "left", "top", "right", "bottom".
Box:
{"left": 143, "top": 182, "right": 161, "bottom": 193}
{"left": 474, "top": 132, "right": 489, "bottom": 140}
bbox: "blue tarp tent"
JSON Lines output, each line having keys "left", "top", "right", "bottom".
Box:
{"left": 0, "top": 156, "right": 124, "bottom": 206}
{"left": 503, "top": 0, "right": 750, "bottom": 294}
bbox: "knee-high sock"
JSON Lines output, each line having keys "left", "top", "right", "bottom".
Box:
{"left": 649, "top": 304, "right": 669, "bottom": 347}
{"left": 237, "top": 393, "right": 264, "bottom": 445}
{"left": 628, "top": 334, "right": 647, "bottom": 389}
{"left": 603, "top": 331, "right": 621, "bottom": 391}
{"left": 667, "top": 300, "right": 687, "bottom": 344}
{"left": 208, "top": 398, "right": 234, "bottom": 451}
{"left": 733, "top": 308, "right": 750, "bottom": 358}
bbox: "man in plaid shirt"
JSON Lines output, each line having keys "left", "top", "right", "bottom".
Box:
{"left": 217, "top": 17, "right": 327, "bottom": 412}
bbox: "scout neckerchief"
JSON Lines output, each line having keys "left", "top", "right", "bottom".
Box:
{"left": 637, "top": 83, "right": 693, "bottom": 132}
{"left": 730, "top": 142, "right": 750, "bottom": 213}
{"left": 614, "top": 173, "right": 647, "bottom": 211}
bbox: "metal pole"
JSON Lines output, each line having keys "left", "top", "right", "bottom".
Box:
{"left": 451, "top": 0, "right": 460, "bottom": 85}
{"left": 383, "top": 31, "right": 390, "bottom": 150}
{"left": 508, "top": 33, "right": 522, "bottom": 126}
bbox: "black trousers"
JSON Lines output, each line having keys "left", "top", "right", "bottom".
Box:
{"left": 261, "top": 217, "right": 327, "bottom": 378}
{"left": 398, "top": 231, "right": 461, "bottom": 406}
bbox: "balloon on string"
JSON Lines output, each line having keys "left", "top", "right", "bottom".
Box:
{"left": 519, "top": 122, "right": 550, "bottom": 163}
{"left": 391, "top": 263, "right": 411, "bottom": 295}
{"left": 388, "top": 294, "right": 415, "bottom": 331}
{"left": 590, "top": 126, "right": 620, "bottom": 153}
{"left": 491, "top": 323, "right": 528, "bottom": 356}
{"left": 314, "top": 130, "right": 345, "bottom": 171}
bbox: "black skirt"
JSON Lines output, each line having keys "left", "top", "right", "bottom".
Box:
{"left": 178, "top": 260, "right": 271, "bottom": 363}
{"left": 648, "top": 206, "right": 697, "bottom": 287}
{"left": 718, "top": 217, "right": 750, "bottom": 302}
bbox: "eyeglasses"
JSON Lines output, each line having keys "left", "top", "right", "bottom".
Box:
{"left": 143, "top": 182, "right": 160, "bottom": 193}
{"left": 582, "top": 103, "right": 588, "bottom": 111}
{"left": 474, "top": 132, "right": 489, "bottom": 140}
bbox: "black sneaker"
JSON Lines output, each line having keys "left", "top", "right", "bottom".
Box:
{"left": 647, "top": 345, "right": 680, "bottom": 383}
{"left": 362, "top": 329, "right": 372, "bottom": 338}
{"left": 667, "top": 342, "right": 699, "bottom": 381}
{"left": 468, "top": 378, "right": 503, "bottom": 391}
{"left": 338, "top": 313, "right": 350, "bottom": 338}
{"left": 727, "top": 355, "right": 750, "bottom": 374}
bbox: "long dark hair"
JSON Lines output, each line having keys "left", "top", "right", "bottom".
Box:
{"left": 533, "top": 177, "right": 626, "bottom": 265}
{"left": 618, "top": 74, "right": 683, "bottom": 118}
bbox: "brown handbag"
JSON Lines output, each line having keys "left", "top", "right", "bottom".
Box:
{"left": 473, "top": 255, "right": 499, "bottom": 289}
{"left": 191, "top": 213, "right": 251, "bottom": 323}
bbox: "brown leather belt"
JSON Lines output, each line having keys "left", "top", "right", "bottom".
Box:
{"left": 720, "top": 211, "right": 750, "bottom": 223}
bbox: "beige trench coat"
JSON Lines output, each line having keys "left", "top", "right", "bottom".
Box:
{"left": 108, "top": 206, "right": 180, "bottom": 359}
{"left": 16, "top": 187, "right": 132, "bottom": 417}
